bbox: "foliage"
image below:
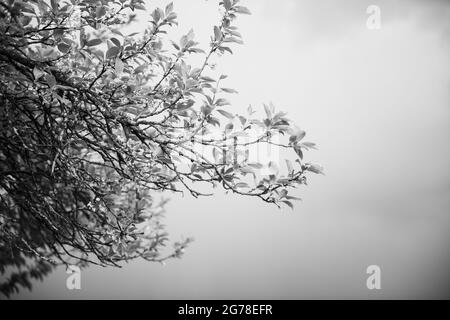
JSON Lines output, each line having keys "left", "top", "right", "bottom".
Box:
{"left": 0, "top": 0, "right": 322, "bottom": 297}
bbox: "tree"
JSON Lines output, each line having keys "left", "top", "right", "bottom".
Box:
{"left": 0, "top": 0, "right": 322, "bottom": 297}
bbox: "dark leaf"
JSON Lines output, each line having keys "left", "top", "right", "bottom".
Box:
{"left": 86, "top": 39, "right": 103, "bottom": 47}
{"left": 106, "top": 46, "right": 120, "bottom": 59}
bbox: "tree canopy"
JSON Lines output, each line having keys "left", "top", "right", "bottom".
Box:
{"left": 0, "top": 0, "right": 322, "bottom": 297}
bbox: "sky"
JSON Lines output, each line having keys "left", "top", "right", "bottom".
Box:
{"left": 14, "top": 0, "right": 450, "bottom": 299}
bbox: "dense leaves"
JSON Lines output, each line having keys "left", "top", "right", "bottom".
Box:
{"left": 0, "top": 0, "right": 322, "bottom": 297}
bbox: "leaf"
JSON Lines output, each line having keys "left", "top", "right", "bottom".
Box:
{"left": 279, "top": 189, "right": 288, "bottom": 198}
{"left": 106, "top": 46, "right": 120, "bottom": 59}
{"left": 110, "top": 37, "right": 121, "bottom": 47}
{"left": 134, "top": 64, "right": 146, "bottom": 74}
{"left": 224, "top": 167, "right": 234, "bottom": 175}
{"left": 239, "top": 166, "right": 254, "bottom": 175}
{"left": 217, "top": 109, "right": 234, "bottom": 119}
{"left": 201, "top": 76, "right": 215, "bottom": 83}
{"left": 171, "top": 41, "right": 180, "bottom": 50}
{"left": 177, "top": 100, "right": 194, "bottom": 111}
{"left": 111, "top": 29, "right": 124, "bottom": 37}
{"left": 96, "top": 6, "right": 106, "bottom": 19}
{"left": 208, "top": 117, "right": 220, "bottom": 127}
{"left": 165, "top": 2, "right": 174, "bottom": 15}
{"left": 86, "top": 38, "right": 102, "bottom": 47}
{"left": 50, "top": 0, "right": 58, "bottom": 12}
{"left": 21, "top": 15, "right": 32, "bottom": 26}
{"left": 184, "top": 79, "right": 196, "bottom": 89}
{"left": 223, "top": 0, "right": 232, "bottom": 10}
{"left": 33, "top": 67, "right": 45, "bottom": 80}
{"left": 186, "top": 29, "right": 195, "bottom": 41}
{"left": 235, "top": 182, "right": 249, "bottom": 189}
{"left": 219, "top": 46, "right": 233, "bottom": 54}
{"left": 221, "top": 88, "right": 238, "bottom": 94}
{"left": 201, "top": 105, "right": 213, "bottom": 116}
{"left": 180, "top": 35, "right": 188, "bottom": 48}
{"left": 224, "top": 37, "right": 243, "bottom": 45}
{"left": 125, "top": 85, "right": 134, "bottom": 95}
{"left": 297, "top": 130, "right": 306, "bottom": 141}
{"left": 57, "top": 43, "right": 70, "bottom": 53}
{"left": 152, "top": 8, "right": 162, "bottom": 23}
{"left": 235, "top": 6, "right": 251, "bottom": 15}
{"left": 290, "top": 130, "right": 306, "bottom": 144}
{"left": 281, "top": 200, "right": 294, "bottom": 209}
{"left": 189, "top": 47, "right": 206, "bottom": 54}
{"left": 294, "top": 146, "right": 303, "bottom": 160}
{"left": 306, "top": 164, "right": 324, "bottom": 175}
{"left": 263, "top": 104, "right": 272, "bottom": 119}
{"left": 214, "top": 26, "right": 222, "bottom": 41}
{"left": 134, "top": 4, "right": 146, "bottom": 10}
{"left": 45, "top": 73, "right": 56, "bottom": 88}
{"left": 215, "top": 98, "right": 230, "bottom": 106}
{"left": 301, "top": 142, "right": 317, "bottom": 150}
{"left": 204, "top": 96, "right": 214, "bottom": 106}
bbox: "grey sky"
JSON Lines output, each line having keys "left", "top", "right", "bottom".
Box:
{"left": 15, "top": 0, "right": 450, "bottom": 299}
